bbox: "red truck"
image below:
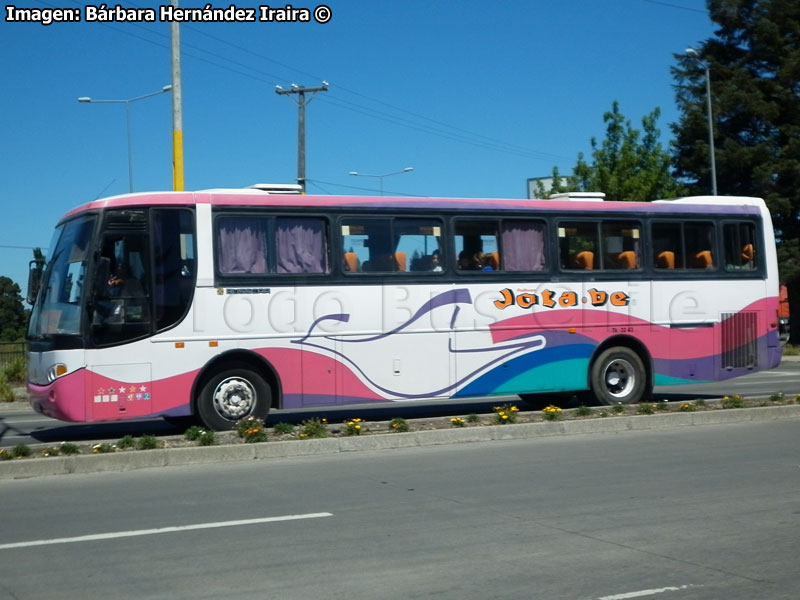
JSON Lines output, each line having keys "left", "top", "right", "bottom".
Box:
{"left": 780, "top": 284, "right": 790, "bottom": 343}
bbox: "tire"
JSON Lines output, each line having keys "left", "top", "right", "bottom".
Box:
{"left": 590, "top": 346, "right": 647, "bottom": 405}
{"left": 197, "top": 366, "right": 271, "bottom": 431}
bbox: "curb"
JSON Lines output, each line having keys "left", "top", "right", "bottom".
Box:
{"left": 3, "top": 404, "right": 800, "bottom": 480}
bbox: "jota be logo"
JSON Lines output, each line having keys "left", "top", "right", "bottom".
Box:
{"left": 494, "top": 287, "right": 630, "bottom": 310}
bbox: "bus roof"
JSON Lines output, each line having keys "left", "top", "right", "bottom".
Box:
{"left": 61, "top": 190, "right": 766, "bottom": 222}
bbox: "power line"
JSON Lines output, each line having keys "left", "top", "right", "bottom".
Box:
{"left": 637, "top": 0, "right": 707, "bottom": 14}
{"left": 305, "top": 179, "right": 425, "bottom": 197}
{"left": 67, "top": 0, "right": 572, "bottom": 164}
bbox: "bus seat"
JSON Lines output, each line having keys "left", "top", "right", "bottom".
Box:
{"left": 691, "top": 250, "right": 714, "bottom": 268}
{"left": 741, "top": 243, "right": 754, "bottom": 262}
{"left": 571, "top": 251, "right": 594, "bottom": 270}
{"left": 394, "top": 252, "right": 406, "bottom": 272}
{"left": 486, "top": 251, "right": 500, "bottom": 270}
{"left": 656, "top": 251, "right": 675, "bottom": 269}
{"left": 344, "top": 252, "right": 358, "bottom": 272}
{"left": 616, "top": 251, "right": 636, "bottom": 269}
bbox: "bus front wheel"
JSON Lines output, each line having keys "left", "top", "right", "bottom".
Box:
{"left": 590, "top": 347, "right": 647, "bottom": 405}
{"left": 197, "top": 367, "right": 271, "bottom": 431}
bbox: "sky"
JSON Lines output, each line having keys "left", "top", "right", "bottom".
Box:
{"left": 1, "top": 0, "right": 716, "bottom": 298}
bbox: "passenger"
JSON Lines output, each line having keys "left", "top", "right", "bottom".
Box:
{"left": 458, "top": 250, "right": 476, "bottom": 270}
{"left": 430, "top": 250, "right": 443, "bottom": 272}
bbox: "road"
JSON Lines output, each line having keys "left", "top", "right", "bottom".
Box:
{"left": 1, "top": 419, "right": 799, "bottom": 599}
{"left": 3, "top": 360, "right": 800, "bottom": 448}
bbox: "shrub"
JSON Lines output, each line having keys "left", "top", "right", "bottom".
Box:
{"left": 575, "top": 405, "right": 592, "bottom": 417}
{"left": 721, "top": 394, "right": 745, "bottom": 409}
{"left": 493, "top": 404, "right": 519, "bottom": 424}
{"left": 542, "top": 405, "right": 562, "bottom": 421}
{"left": 136, "top": 435, "right": 161, "bottom": 450}
{"left": 466, "top": 413, "right": 480, "bottom": 423}
{"left": 389, "top": 417, "right": 409, "bottom": 433}
{"left": 59, "top": 442, "right": 80, "bottom": 455}
{"left": 184, "top": 425, "right": 206, "bottom": 441}
{"left": 637, "top": 403, "right": 656, "bottom": 415}
{"left": 769, "top": 392, "right": 784, "bottom": 403}
{"left": 612, "top": 403, "right": 625, "bottom": 414}
{"left": 237, "top": 416, "right": 268, "bottom": 443}
{"left": 3, "top": 356, "right": 26, "bottom": 383}
{"left": 655, "top": 400, "right": 670, "bottom": 411}
{"left": 11, "top": 444, "right": 32, "bottom": 458}
{"left": 117, "top": 435, "right": 136, "bottom": 449}
{"left": 299, "top": 418, "right": 328, "bottom": 439}
{"left": 197, "top": 430, "right": 218, "bottom": 446}
{"left": 92, "top": 443, "right": 115, "bottom": 454}
{"left": 344, "top": 418, "right": 364, "bottom": 436}
{"left": 273, "top": 422, "right": 295, "bottom": 435}
{"left": 0, "top": 375, "right": 15, "bottom": 403}
{"left": 679, "top": 402, "right": 697, "bottom": 412}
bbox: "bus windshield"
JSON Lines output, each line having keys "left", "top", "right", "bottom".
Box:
{"left": 28, "top": 215, "right": 96, "bottom": 338}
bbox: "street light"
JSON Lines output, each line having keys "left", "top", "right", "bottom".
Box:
{"left": 78, "top": 85, "right": 172, "bottom": 193}
{"left": 685, "top": 48, "right": 717, "bottom": 195}
{"left": 348, "top": 167, "right": 414, "bottom": 196}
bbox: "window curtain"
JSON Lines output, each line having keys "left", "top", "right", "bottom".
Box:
{"left": 276, "top": 218, "right": 327, "bottom": 274}
{"left": 502, "top": 221, "right": 546, "bottom": 271}
{"left": 218, "top": 217, "right": 268, "bottom": 274}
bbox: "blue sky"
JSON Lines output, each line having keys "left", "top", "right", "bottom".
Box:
{"left": 1, "top": 0, "right": 714, "bottom": 297}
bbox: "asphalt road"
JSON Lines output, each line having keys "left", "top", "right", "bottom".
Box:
{"left": 1, "top": 419, "right": 799, "bottom": 600}
{"left": 3, "top": 360, "right": 800, "bottom": 449}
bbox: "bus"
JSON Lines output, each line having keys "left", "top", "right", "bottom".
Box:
{"left": 26, "top": 189, "right": 782, "bottom": 430}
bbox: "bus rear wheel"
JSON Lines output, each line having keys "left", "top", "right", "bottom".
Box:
{"left": 197, "top": 366, "right": 271, "bottom": 431}
{"left": 590, "top": 347, "right": 647, "bottom": 405}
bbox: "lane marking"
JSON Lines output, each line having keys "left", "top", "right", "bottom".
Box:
{"left": 598, "top": 585, "right": 697, "bottom": 600}
{"left": 0, "top": 512, "right": 333, "bottom": 550}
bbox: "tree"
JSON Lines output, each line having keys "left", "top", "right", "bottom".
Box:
{"left": 670, "top": 0, "right": 800, "bottom": 339}
{"left": 541, "top": 102, "right": 683, "bottom": 201}
{"left": 0, "top": 277, "right": 27, "bottom": 342}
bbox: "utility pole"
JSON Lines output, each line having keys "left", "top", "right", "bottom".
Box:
{"left": 275, "top": 82, "right": 328, "bottom": 193}
{"left": 171, "top": 0, "right": 185, "bottom": 191}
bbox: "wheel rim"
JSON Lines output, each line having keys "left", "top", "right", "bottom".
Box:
{"left": 212, "top": 376, "right": 256, "bottom": 420}
{"left": 603, "top": 358, "right": 636, "bottom": 400}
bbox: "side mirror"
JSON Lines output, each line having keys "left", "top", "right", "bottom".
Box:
{"left": 26, "top": 258, "right": 44, "bottom": 304}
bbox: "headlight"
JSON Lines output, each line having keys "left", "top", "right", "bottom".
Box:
{"left": 47, "top": 364, "right": 68, "bottom": 382}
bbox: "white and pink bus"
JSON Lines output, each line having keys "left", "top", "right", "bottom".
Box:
{"left": 27, "top": 188, "right": 782, "bottom": 430}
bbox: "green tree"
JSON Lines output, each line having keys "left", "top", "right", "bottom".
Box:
{"left": 540, "top": 102, "right": 683, "bottom": 201}
{"left": 0, "top": 277, "right": 27, "bottom": 342}
{"left": 670, "top": 0, "right": 800, "bottom": 338}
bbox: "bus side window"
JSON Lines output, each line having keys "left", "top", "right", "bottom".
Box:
{"left": 559, "top": 222, "right": 597, "bottom": 270}
{"left": 652, "top": 222, "right": 683, "bottom": 270}
{"left": 275, "top": 217, "right": 329, "bottom": 274}
{"left": 601, "top": 222, "right": 640, "bottom": 270}
{"left": 724, "top": 222, "right": 757, "bottom": 270}
{"left": 500, "top": 220, "right": 546, "bottom": 271}
{"left": 454, "top": 220, "right": 499, "bottom": 272}
{"left": 685, "top": 222, "right": 716, "bottom": 270}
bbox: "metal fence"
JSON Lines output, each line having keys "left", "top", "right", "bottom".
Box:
{"left": 0, "top": 342, "right": 25, "bottom": 367}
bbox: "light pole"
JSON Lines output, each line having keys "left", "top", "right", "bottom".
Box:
{"left": 348, "top": 167, "right": 414, "bottom": 196}
{"left": 78, "top": 85, "right": 172, "bottom": 193}
{"left": 686, "top": 48, "right": 717, "bottom": 195}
